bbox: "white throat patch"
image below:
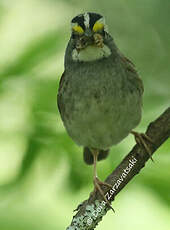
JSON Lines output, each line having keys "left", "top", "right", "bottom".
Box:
{"left": 72, "top": 45, "right": 111, "bottom": 62}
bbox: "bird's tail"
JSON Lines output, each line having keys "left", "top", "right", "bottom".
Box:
{"left": 83, "top": 147, "right": 109, "bottom": 165}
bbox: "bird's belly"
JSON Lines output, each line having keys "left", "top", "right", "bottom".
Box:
{"left": 62, "top": 84, "right": 142, "bottom": 149}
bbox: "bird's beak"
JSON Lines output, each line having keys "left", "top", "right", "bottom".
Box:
{"left": 84, "top": 28, "right": 93, "bottom": 38}
{"left": 76, "top": 29, "right": 95, "bottom": 50}
{"left": 76, "top": 29, "right": 104, "bottom": 50}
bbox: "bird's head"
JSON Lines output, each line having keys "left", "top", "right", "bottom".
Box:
{"left": 70, "top": 12, "right": 112, "bottom": 62}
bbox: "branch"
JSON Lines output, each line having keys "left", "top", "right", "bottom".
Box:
{"left": 66, "top": 107, "right": 170, "bottom": 230}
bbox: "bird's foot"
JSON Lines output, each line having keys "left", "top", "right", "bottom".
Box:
{"left": 131, "top": 131, "right": 154, "bottom": 162}
{"left": 93, "top": 177, "right": 115, "bottom": 212}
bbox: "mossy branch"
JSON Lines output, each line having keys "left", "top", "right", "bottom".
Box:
{"left": 66, "top": 107, "right": 170, "bottom": 230}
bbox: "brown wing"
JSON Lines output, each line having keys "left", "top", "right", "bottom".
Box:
{"left": 119, "top": 51, "right": 144, "bottom": 95}
{"left": 57, "top": 71, "right": 65, "bottom": 114}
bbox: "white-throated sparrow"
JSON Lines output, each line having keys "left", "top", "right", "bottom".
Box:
{"left": 57, "top": 12, "right": 147, "bottom": 208}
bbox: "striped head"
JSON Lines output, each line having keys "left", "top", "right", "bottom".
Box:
{"left": 70, "top": 12, "right": 111, "bottom": 62}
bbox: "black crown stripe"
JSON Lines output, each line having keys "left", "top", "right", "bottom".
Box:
{"left": 71, "top": 14, "right": 85, "bottom": 30}
{"left": 71, "top": 13, "right": 103, "bottom": 30}
{"left": 88, "top": 12, "right": 103, "bottom": 29}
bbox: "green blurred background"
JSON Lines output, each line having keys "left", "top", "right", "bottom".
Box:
{"left": 0, "top": 0, "right": 169, "bottom": 229}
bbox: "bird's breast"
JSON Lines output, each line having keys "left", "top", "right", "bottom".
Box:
{"left": 59, "top": 60, "right": 142, "bottom": 149}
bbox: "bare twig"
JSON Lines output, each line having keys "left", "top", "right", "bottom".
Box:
{"left": 66, "top": 107, "right": 170, "bottom": 230}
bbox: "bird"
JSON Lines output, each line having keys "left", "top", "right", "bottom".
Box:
{"left": 57, "top": 12, "right": 152, "bottom": 209}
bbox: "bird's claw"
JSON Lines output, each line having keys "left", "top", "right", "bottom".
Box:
{"left": 131, "top": 131, "right": 154, "bottom": 162}
{"left": 93, "top": 177, "right": 115, "bottom": 212}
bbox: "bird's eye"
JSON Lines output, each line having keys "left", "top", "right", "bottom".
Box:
{"left": 72, "top": 25, "right": 84, "bottom": 34}
{"left": 93, "top": 22, "right": 104, "bottom": 33}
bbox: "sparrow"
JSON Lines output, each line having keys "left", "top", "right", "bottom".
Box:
{"left": 57, "top": 12, "right": 151, "bottom": 209}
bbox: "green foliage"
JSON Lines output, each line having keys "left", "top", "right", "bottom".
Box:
{"left": 0, "top": 0, "right": 169, "bottom": 229}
